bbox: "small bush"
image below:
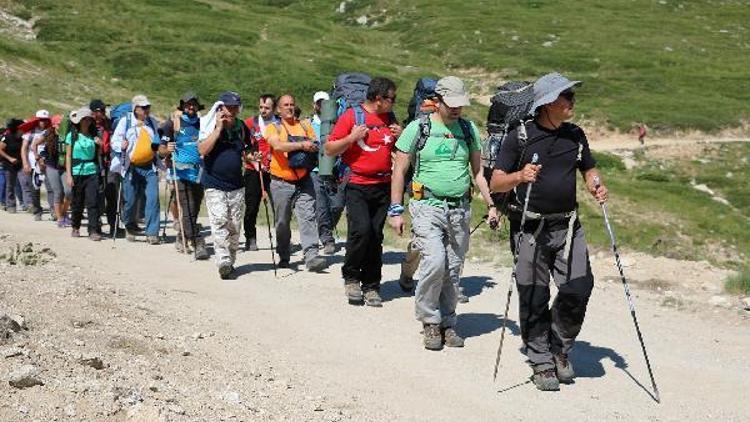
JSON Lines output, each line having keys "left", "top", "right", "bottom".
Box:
{"left": 725, "top": 267, "right": 750, "bottom": 295}
{"left": 592, "top": 151, "right": 625, "bottom": 171}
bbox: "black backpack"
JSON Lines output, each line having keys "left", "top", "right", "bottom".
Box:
{"left": 481, "top": 81, "right": 535, "bottom": 171}
{"left": 405, "top": 77, "right": 438, "bottom": 126}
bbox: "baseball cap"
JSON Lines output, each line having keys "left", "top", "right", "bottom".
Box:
{"left": 89, "top": 99, "right": 108, "bottom": 112}
{"left": 69, "top": 107, "right": 93, "bottom": 125}
{"left": 35, "top": 109, "right": 50, "bottom": 119}
{"left": 313, "top": 91, "right": 330, "bottom": 103}
{"left": 132, "top": 94, "right": 151, "bottom": 108}
{"left": 435, "top": 76, "right": 471, "bottom": 108}
{"left": 218, "top": 91, "right": 242, "bottom": 107}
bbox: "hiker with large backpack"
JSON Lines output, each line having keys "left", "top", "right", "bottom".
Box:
{"left": 265, "top": 94, "right": 328, "bottom": 272}
{"left": 325, "top": 76, "right": 402, "bottom": 306}
{"left": 310, "top": 90, "right": 346, "bottom": 255}
{"left": 0, "top": 118, "right": 26, "bottom": 213}
{"left": 389, "top": 76, "right": 495, "bottom": 350}
{"left": 111, "top": 95, "right": 163, "bottom": 244}
{"left": 20, "top": 110, "right": 53, "bottom": 221}
{"left": 64, "top": 107, "right": 104, "bottom": 241}
{"left": 158, "top": 91, "right": 209, "bottom": 260}
{"left": 242, "top": 94, "right": 279, "bottom": 252}
{"left": 89, "top": 99, "right": 119, "bottom": 237}
{"left": 490, "top": 72, "right": 607, "bottom": 391}
{"left": 199, "top": 92, "right": 254, "bottom": 279}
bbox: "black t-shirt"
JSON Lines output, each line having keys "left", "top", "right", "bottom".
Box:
{"left": 0, "top": 132, "right": 23, "bottom": 169}
{"left": 201, "top": 119, "right": 252, "bottom": 192}
{"left": 495, "top": 121, "right": 596, "bottom": 214}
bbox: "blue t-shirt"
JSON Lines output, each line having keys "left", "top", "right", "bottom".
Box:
{"left": 201, "top": 119, "right": 250, "bottom": 191}
{"left": 160, "top": 114, "right": 202, "bottom": 183}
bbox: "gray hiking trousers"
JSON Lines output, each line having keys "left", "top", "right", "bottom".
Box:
{"left": 270, "top": 175, "right": 320, "bottom": 262}
{"left": 512, "top": 219, "right": 594, "bottom": 371}
{"left": 410, "top": 200, "right": 470, "bottom": 327}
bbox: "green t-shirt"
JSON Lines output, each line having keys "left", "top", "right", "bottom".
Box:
{"left": 65, "top": 132, "right": 98, "bottom": 176}
{"left": 396, "top": 116, "right": 481, "bottom": 205}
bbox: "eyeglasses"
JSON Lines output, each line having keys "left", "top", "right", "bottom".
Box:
{"left": 560, "top": 90, "right": 576, "bottom": 101}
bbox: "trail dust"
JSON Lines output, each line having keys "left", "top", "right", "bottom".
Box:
{"left": 0, "top": 209, "right": 748, "bottom": 420}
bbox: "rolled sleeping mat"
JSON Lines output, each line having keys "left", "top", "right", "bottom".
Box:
{"left": 318, "top": 98, "right": 337, "bottom": 177}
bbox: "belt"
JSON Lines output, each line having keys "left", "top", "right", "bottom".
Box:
{"left": 421, "top": 189, "right": 470, "bottom": 209}
{"left": 510, "top": 203, "right": 578, "bottom": 262}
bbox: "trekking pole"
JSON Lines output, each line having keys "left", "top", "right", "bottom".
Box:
{"left": 470, "top": 216, "right": 487, "bottom": 236}
{"left": 258, "top": 170, "right": 277, "bottom": 277}
{"left": 493, "top": 152, "right": 538, "bottom": 382}
{"left": 171, "top": 157, "right": 189, "bottom": 255}
{"left": 111, "top": 177, "right": 123, "bottom": 248}
{"left": 161, "top": 178, "right": 173, "bottom": 241}
{"left": 594, "top": 176, "right": 660, "bottom": 403}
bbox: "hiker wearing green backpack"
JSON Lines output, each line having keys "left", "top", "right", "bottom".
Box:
{"left": 490, "top": 72, "right": 607, "bottom": 391}
{"left": 389, "top": 76, "right": 495, "bottom": 350}
{"left": 65, "top": 107, "right": 104, "bottom": 241}
{"left": 111, "top": 95, "right": 163, "bottom": 244}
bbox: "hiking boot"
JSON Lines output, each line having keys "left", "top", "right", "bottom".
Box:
{"left": 89, "top": 232, "right": 102, "bottom": 242}
{"left": 126, "top": 224, "right": 144, "bottom": 234}
{"left": 554, "top": 353, "right": 575, "bottom": 384}
{"left": 71, "top": 228, "right": 80, "bottom": 238}
{"left": 6, "top": 207, "right": 16, "bottom": 214}
{"left": 126, "top": 230, "right": 137, "bottom": 242}
{"left": 398, "top": 275, "right": 415, "bottom": 292}
{"left": 175, "top": 240, "right": 186, "bottom": 253}
{"left": 423, "top": 324, "right": 443, "bottom": 351}
{"left": 442, "top": 327, "right": 465, "bottom": 348}
{"left": 218, "top": 263, "right": 234, "bottom": 280}
{"left": 344, "top": 282, "right": 363, "bottom": 304}
{"left": 363, "top": 290, "right": 383, "bottom": 307}
{"left": 147, "top": 236, "right": 160, "bottom": 245}
{"left": 305, "top": 255, "right": 328, "bottom": 272}
{"left": 322, "top": 241, "right": 336, "bottom": 255}
{"left": 244, "top": 238, "right": 258, "bottom": 252}
{"left": 457, "top": 286, "right": 469, "bottom": 304}
{"left": 278, "top": 259, "right": 291, "bottom": 269}
{"left": 532, "top": 368, "right": 560, "bottom": 391}
{"left": 33, "top": 213, "right": 42, "bottom": 221}
{"left": 193, "top": 238, "right": 210, "bottom": 260}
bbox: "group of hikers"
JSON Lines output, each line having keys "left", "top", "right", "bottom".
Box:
{"left": 0, "top": 71, "right": 609, "bottom": 392}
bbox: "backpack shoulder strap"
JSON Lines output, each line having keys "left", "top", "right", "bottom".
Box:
{"left": 408, "top": 114, "right": 432, "bottom": 175}
{"left": 457, "top": 118, "right": 473, "bottom": 143}
{"left": 353, "top": 105, "right": 366, "bottom": 127}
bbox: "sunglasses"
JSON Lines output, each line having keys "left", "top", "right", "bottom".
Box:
{"left": 560, "top": 90, "right": 576, "bottom": 101}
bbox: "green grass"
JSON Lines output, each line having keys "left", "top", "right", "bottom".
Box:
{"left": 1, "top": 0, "right": 749, "bottom": 132}
{"left": 725, "top": 267, "right": 750, "bottom": 295}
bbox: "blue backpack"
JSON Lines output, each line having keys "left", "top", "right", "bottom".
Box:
{"left": 110, "top": 102, "right": 132, "bottom": 132}
{"left": 405, "top": 77, "right": 438, "bottom": 126}
{"left": 332, "top": 73, "right": 371, "bottom": 120}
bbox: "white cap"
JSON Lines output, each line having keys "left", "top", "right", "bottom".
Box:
{"left": 69, "top": 107, "right": 92, "bottom": 124}
{"left": 132, "top": 94, "right": 151, "bottom": 108}
{"left": 313, "top": 91, "right": 330, "bottom": 103}
{"left": 35, "top": 109, "right": 50, "bottom": 119}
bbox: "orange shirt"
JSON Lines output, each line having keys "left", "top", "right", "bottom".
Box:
{"left": 265, "top": 119, "right": 317, "bottom": 181}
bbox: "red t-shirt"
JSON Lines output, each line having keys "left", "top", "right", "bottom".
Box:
{"left": 328, "top": 107, "right": 395, "bottom": 185}
{"left": 244, "top": 116, "right": 271, "bottom": 171}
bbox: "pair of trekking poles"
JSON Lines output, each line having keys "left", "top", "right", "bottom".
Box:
{"left": 491, "top": 154, "right": 660, "bottom": 403}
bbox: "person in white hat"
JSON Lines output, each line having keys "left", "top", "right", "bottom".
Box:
{"left": 64, "top": 107, "right": 103, "bottom": 241}
{"left": 20, "top": 109, "right": 53, "bottom": 221}
{"left": 490, "top": 72, "right": 608, "bottom": 391}
{"left": 111, "top": 94, "right": 163, "bottom": 244}
{"left": 389, "top": 76, "right": 494, "bottom": 348}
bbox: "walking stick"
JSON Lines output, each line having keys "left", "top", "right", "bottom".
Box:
{"left": 171, "top": 158, "right": 188, "bottom": 254}
{"left": 161, "top": 178, "right": 173, "bottom": 241}
{"left": 111, "top": 175, "right": 123, "bottom": 248}
{"left": 258, "top": 170, "right": 277, "bottom": 278}
{"left": 493, "top": 153, "right": 538, "bottom": 382}
{"left": 594, "top": 176, "right": 660, "bottom": 403}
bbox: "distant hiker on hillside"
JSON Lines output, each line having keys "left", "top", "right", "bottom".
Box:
{"left": 242, "top": 94, "right": 279, "bottom": 252}
{"left": 65, "top": 107, "right": 104, "bottom": 241}
{"left": 326, "top": 78, "right": 402, "bottom": 306}
{"left": 265, "top": 94, "right": 328, "bottom": 272}
{"left": 199, "top": 92, "right": 253, "bottom": 279}
{"left": 111, "top": 95, "right": 162, "bottom": 244}
{"left": 310, "top": 90, "right": 345, "bottom": 255}
{"left": 89, "top": 99, "right": 118, "bottom": 237}
{"left": 490, "top": 72, "right": 607, "bottom": 391}
{"left": 390, "top": 76, "right": 493, "bottom": 350}
{"left": 638, "top": 123, "right": 648, "bottom": 148}
{"left": 159, "top": 91, "right": 209, "bottom": 260}
{"left": 0, "top": 118, "right": 25, "bottom": 213}
{"left": 20, "top": 109, "right": 53, "bottom": 221}
{"left": 38, "top": 126, "right": 72, "bottom": 228}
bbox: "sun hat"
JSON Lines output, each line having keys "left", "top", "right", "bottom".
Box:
{"left": 132, "top": 94, "right": 151, "bottom": 108}
{"left": 69, "top": 107, "right": 93, "bottom": 125}
{"left": 435, "top": 76, "right": 471, "bottom": 108}
{"left": 531, "top": 72, "right": 582, "bottom": 114}
{"left": 178, "top": 91, "right": 205, "bottom": 111}
{"left": 313, "top": 91, "right": 330, "bottom": 103}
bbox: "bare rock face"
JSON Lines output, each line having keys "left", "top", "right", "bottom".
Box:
{"left": 8, "top": 364, "right": 43, "bottom": 389}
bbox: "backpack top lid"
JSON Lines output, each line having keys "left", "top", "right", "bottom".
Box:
{"left": 110, "top": 102, "right": 133, "bottom": 129}
{"left": 486, "top": 81, "right": 534, "bottom": 134}
{"left": 406, "top": 77, "right": 438, "bottom": 125}
{"left": 333, "top": 73, "right": 371, "bottom": 109}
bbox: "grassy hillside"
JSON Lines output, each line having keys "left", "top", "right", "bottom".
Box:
{"left": 1, "top": 0, "right": 749, "bottom": 132}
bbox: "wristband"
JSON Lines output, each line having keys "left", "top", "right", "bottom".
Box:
{"left": 387, "top": 203, "right": 404, "bottom": 217}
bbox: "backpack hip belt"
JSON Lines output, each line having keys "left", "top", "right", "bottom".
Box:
{"left": 510, "top": 203, "right": 578, "bottom": 262}
{"left": 417, "top": 185, "right": 471, "bottom": 209}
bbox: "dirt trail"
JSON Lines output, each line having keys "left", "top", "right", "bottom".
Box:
{"left": 589, "top": 133, "right": 748, "bottom": 152}
{"left": 1, "top": 212, "right": 749, "bottom": 421}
